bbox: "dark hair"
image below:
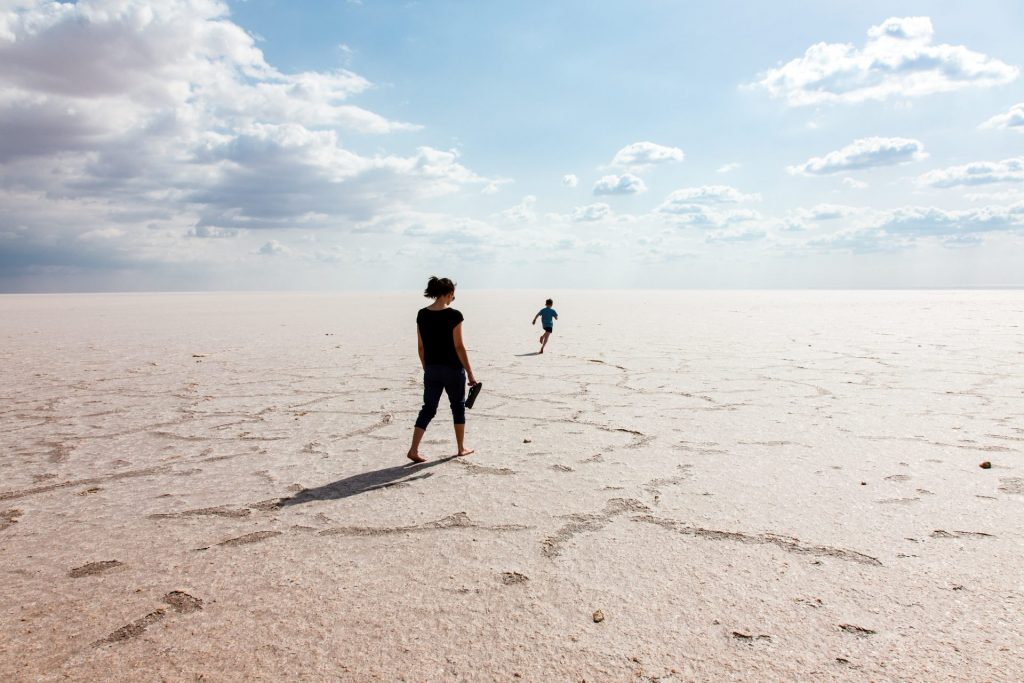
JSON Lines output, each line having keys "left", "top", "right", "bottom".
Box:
{"left": 424, "top": 276, "right": 456, "bottom": 298}
{"left": 545, "top": 298, "right": 553, "bottom": 306}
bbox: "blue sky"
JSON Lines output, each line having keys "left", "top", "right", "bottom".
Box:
{"left": 1, "top": 0, "right": 1023, "bottom": 291}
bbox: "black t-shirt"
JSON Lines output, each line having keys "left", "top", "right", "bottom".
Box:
{"left": 417, "top": 307, "right": 465, "bottom": 369}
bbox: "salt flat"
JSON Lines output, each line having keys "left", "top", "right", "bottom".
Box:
{"left": 1, "top": 290, "right": 1022, "bottom": 682}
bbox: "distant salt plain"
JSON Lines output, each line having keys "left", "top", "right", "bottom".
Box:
{"left": 1, "top": 290, "right": 1022, "bottom": 681}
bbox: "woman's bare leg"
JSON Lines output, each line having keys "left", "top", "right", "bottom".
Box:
{"left": 454, "top": 423, "right": 474, "bottom": 456}
{"left": 407, "top": 427, "right": 427, "bottom": 462}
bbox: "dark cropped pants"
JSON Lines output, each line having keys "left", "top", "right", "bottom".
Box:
{"left": 414, "top": 364, "right": 466, "bottom": 429}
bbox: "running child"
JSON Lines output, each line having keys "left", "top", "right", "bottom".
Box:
{"left": 532, "top": 298, "right": 558, "bottom": 354}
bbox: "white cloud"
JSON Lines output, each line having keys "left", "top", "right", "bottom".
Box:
{"left": 981, "top": 102, "right": 1024, "bottom": 132}
{"left": 593, "top": 173, "right": 647, "bottom": 195}
{"left": 480, "top": 177, "right": 513, "bottom": 195}
{"left": 965, "top": 189, "right": 1024, "bottom": 203}
{"left": 609, "top": 141, "right": 684, "bottom": 169}
{"left": 789, "top": 137, "right": 927, "bottom": 175}
{"left": 806, "top": 228, "right": 901, "bottom": 253}
{"left": 656, "top": 185, "right": 761, "bottom": 228}
{"left": 797, "top": 204, "right": 862, "bottom": 221}
{"left": 78, "top": 227, "right": 125, "bottom": 241}
{"left": 259, "top": 240, "right": 289, "bottom": 256}
{"left": 778, "top": 204, "right": 867, "bottom": 234}
{"left": 401, "top": 215, "right": 502, "bottom": 245}
{"left": 660, "top": 185, "right": 761, "bottom": 205}
{"left": 843, "top": 177, "right": 869, "bottom": 190}
{"left": 338, "top": 44, "right": 355, "bottom": 66}
{"left": 776, "top": 218, "right": 812, "bottom": 233}
{"left": 876, "top": 205, "right": 1024, "bottom": 235}
{"left": 943, "top": 234, "right": 984, "bottom": 248}
{"left": 805, "top": 203, "right": 1024, "bottom": 253}
{"left": 495, "top": 195, "right": 538, "bottom": 224}
{"left": 0, "top": 0, "right": 496, "bottom": 277}
{"left": 659, "top": 206, "right": 762, "bottom": 228}
{"left": 570, "top": 202, "right": 611, "bottom": 222}
{"left": 189, "top": 137, "right": 490, "bottom": 231}
{"left": 916, "top": 157, "right": 1024, "bottom": 188}
{"left": 705, "top": 227, "right": 767, "bottom": 243}
{"left": 562, "top": 173, "right": 579, "bottom": 187}
{"left": 188, "top": 224, "right": 239, "bottom": 239}
{"left": 755, "top": 16, "right": 1019, "bottom": 106}
{"left": 716, "top": 162, "right": 741, "bottom": 174}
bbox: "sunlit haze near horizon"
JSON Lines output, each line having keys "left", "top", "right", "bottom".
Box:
{"left": 2, "top": 0, "right": 1024, "bottom": 292}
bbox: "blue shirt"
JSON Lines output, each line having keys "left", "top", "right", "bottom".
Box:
{"left": 538, "top": 307, "right": 558, "bottom": 327}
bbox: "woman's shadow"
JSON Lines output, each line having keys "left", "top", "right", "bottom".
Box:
{"left": 278, "top": 456, "right": 456, "bottom": 507}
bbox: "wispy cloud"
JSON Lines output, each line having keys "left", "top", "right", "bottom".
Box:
{"left": 660, "top": 185, "right": 761, "bottom": 205}
{"left": 401, "top": 214, "right": 502, "bottom": 245}
{"left": 806, "top": 228, "right": 901, "bottom": 253}
{"left": 877, "top": 205, "right": 1024, "bottom": 236}
{"left": 494, "top": 195, "right": 538, "bottom": 224}
{"left": 705, "top": 227, "right": 766, "bottom": 243}
{"left": 593, "top": 173, "right": 647, "bottom": 195}
{"left": 965, "top": 189, "right": 1024, "bottom": 203}
{"left": 980, "top": 103, "right": 1024, "bottom": 132}
{"left": 656, "top": 185, "right": 761, "bottom": 227}
{"left": 609, "top": 141, "right": 684, "bottom": 170}
{"left": 916, "top": 157, "right": 1024, "bottom": 188}
{"left": 570, "top": 202, "right": 611, "bottom": 222}
{"left": 796, "top": 204, "right": 862, "bottom": 221}
{"left": 789, "top": 137, "right": 927, "bottom": 175}
{"left": 562, "top": 173, "right": 579, "bottom": 187}
{"left": 943, "top": 234, "right": 984, "bottom": 248}
{"left": 804, "top": 203, "right": 1024, "bottom": 253}
{"left": 188, "top": 225, "right": 240, "bottom": 239}
{"left": 755, "top": 16, "right": 1018, "bottom": 106}
{"left": 259, "top": 240, "right": 290, "bottom": 256}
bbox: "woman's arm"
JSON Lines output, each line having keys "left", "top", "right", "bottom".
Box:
{"left": 452, "top": 323, "right": 477, "bottom": 384}
{"left": 417, "top": 326, "right": 425, "bottom": 370}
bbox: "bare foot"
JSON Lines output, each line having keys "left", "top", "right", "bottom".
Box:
{"left": 407, "top": 451, "right": 427, "bottom": 463}
{"left": 538, "top": 348, "right": 543, "bottom": 354}
{"left": 457, "top": 448, "right": 475, "bottom": 457}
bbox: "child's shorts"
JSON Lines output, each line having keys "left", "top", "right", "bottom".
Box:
{"left": 543, "top": 326, "right": 553, "bottom": 333}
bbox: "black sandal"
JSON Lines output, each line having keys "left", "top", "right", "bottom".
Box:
{"left": 465, "top": 382, "right": 483, "bottom": 409}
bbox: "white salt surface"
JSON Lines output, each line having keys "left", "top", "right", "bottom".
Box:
{"left": 1, "top": 290, "right": 1022, "bottom": 681}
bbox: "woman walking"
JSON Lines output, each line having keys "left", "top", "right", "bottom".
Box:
{"left": 407, "top": 276, "right": 478, "bottom": 463}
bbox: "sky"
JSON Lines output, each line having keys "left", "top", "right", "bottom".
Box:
{"left": 1, "top": 0, "right": 1024, "bottom": 292}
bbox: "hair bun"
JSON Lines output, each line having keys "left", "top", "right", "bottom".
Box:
{"left": 424, "top": 276, "right": 457, "bottom": 298}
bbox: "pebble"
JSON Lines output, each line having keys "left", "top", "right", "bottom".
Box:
{"left": 592, "top": 610, "right": 605, "bottom": 623}
{"left": 980, "top": 461, "right": 992, "bottom": 469}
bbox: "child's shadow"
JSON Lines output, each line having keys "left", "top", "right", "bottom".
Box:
{"left": 279, "top": 456, "right": 456, "bottom": 506}
{"left": 514, "top": 352, "right": 540, "bottom": 356}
